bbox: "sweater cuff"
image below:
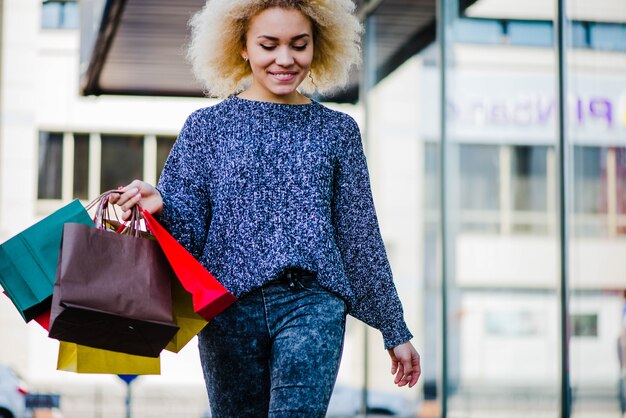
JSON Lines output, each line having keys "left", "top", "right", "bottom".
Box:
{"left": 380, "top": 320, "right": 413, "bottom": 350}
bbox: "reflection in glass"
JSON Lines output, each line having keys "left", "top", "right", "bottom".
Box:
{"left": 459, "top": 144, "right": 500, "bottom": 212}
{"left": 511, "top": 145, "right": 549, "bottom": 233}
{"left": 571, "top": 314, "right": 598, "bottom": 337}
{"left": 567, "top": 2, "right": 626, "bottom": 417}
{"left": 572, "top": 146, "right": 607, "bottom": 236}
{"left": 445, "top": 0, "right": 560, "bottom": 416}
{"left": 458, "top": 144, "right": 500, "bottom": 233}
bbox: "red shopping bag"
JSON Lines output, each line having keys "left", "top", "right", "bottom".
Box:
{"left": 140, "top": 208, "right": 236, "bottom": 321}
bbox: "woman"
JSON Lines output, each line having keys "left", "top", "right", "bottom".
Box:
{"left": 113, "top": 0, "right": 421, "bottom": 416}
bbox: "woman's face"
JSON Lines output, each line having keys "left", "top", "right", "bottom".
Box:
{"left": 242, "top": 7, "right": 314, "bottom": 104}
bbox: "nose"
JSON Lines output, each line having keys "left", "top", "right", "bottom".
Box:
{"left": 275, "top": 46, "right": 295, "bottom": 66}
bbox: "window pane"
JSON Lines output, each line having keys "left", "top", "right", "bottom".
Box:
{"left": 455, "top": 19, "right": 503, "bottom": 44}
{"left": 573, "top": 146, "right": 606, "bottom": 214}
{"left": 511, "top": 145, "right": 548, "bottom": 212}
{"left": 38, "top": 132, "right": 63, "bottom": 199}
{"left": 511, "top": 145, "right": 549, "bottom": 233}
{"left": 100, "top": 135, "right": 144, "bottom": 193}
{"left": 61, "top": 2, "right": 79, "bottom": 29}
{"left": 459, "top": 144, "right": 500, "bottom": 211}
{"left": 458, "top": 144, "right": 500, "bottom": 232}
{"left": 571, "top": 314, "right": 598, "bottom": 337}
{"left": 590, "top": 23, "right": 626, "bottom": 51}
{"left": 41, "top": 3, "right": 62, "bottom": 29}
{"left": 156, "top": 136, "right": 176, "bottom": 182}
{"left": 508, "top": 21, "right": 553, "bottom": 47}
{"left": 73, "top": 133, "right": 90, "bottom": 200}
{"left": 570, "top": 22, "right": 589, "bottom": 49}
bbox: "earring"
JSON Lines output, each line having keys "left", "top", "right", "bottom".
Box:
{"left": 243, "top": 56, "right": 249, "bottom": 62}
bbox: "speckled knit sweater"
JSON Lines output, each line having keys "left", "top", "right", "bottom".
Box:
{"left": 157, "top": 96, "right": 412, "bottom": 349}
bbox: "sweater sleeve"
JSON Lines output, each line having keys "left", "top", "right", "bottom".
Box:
{"left": 156, "top": 112, "right": 211, "bottom": 260}
{"left": 331, "top": 116, "right": 413, "bottom": 350}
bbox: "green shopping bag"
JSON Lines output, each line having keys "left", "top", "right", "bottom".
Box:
{"left": 0, "top": 199, "right": 93, "bottom": 322}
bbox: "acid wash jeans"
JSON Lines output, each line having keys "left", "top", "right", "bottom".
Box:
{"left": 198, "top": 270, "right": 347, "bottom": 418}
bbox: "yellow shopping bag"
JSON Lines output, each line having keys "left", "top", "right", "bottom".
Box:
{"left": 57, "top": 342, "right": 160, "bottom": 375}
{"left": 33, "top": 309, "right": 160, "bottom": 375}
{"left": 166, "top": 279, "right": 208, "bottom": 353}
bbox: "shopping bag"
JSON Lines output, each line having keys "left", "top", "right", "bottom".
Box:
{"left": 141, "top": 208, "right": 237, "bottom": 321}
{"left": 49, "top": 222, "right": 179, "bottom": 357}
{"left": 100, "top": 192, "right": 207, "bottom": 353}
{"left": 0, "top": 200, "right": 94, "bottom": 322}
{"left": 57, "top": 342, "right": 160, "bottom": 375}
{"left": 49, "top": 192, "right": 179, "bottom": 357}
{"left": 166, "top": 279, "right": 208, "bottom": 353}
{"left": 31, "top": 309, "right": 160, "bottom": 375}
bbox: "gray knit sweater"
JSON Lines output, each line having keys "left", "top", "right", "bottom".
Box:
{"left": 158, "top": 96, "right": 412, "bottom": 349}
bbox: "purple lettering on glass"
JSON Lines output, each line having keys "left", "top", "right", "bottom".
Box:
{"left": 469, "top": 101, "right": 488, "bottom": 126}
{"left": 588, "top": 98, "right": 613, "bottom": 127}
{"left": 576, "top": 98, "right": 584, "bottom": 123}
{"left": 537, "top": 97, "right": 554, "bottom": 125}
{"left": 490, "top": 102, "right": 508, "bottom": 125}
{"left": 513, "top": 99, "right": 533, "bottom": 126}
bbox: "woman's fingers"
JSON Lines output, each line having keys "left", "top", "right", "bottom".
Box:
{"left": 115, "top": 180, "right": 148, "bottom": 207}
{"left": 394, "top": 363, "right": 406, "bottom": 385}
{"left": 404, "top": 349, "right": 421, "bottom": 388}
{"left": 118, "top": 188, "right": 141, "bottom": 211}
{"left": 389, "top": 342, "right": 422, "bottom": 388}
{"left": 388, "top": 349, "right": 399, "bottom": 375}
{"left": 110, "top": 180, "right": 163, "bottom": 216}
{"left": 408, "top": 367, "right": 420, "bottom": 388}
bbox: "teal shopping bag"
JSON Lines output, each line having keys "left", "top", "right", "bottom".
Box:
{"left": 0, "top": 199, "right": 94, "bottom": 322}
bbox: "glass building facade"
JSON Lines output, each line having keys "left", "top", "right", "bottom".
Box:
{"left": 353, "top": 0, "right": 626, "bottom": 417}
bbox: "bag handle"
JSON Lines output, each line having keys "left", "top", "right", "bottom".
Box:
{"left": 86, "top": 190, "right": 144, "bottom": 238}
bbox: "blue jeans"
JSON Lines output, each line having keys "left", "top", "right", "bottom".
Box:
{"left": 198, "top": 270, "right": 347, "bottom": 418}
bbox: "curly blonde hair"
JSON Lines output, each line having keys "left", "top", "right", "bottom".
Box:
{"left": 187, "top": 0, "right": 362, "bottom": 98}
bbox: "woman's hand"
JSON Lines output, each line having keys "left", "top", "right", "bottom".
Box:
{"left": 387, "top": 341, "right": 421, "bottom": 388}
{"left": 108, "top": 179, "right": 163, "bottom": 221}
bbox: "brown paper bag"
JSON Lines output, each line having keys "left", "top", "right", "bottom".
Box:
{"left": 48, "top": 222, "right": 179, "bottom": 358}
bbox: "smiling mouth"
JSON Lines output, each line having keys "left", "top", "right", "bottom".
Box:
{"left": 270, "top": 72, "right": 297, "bottom": 82}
